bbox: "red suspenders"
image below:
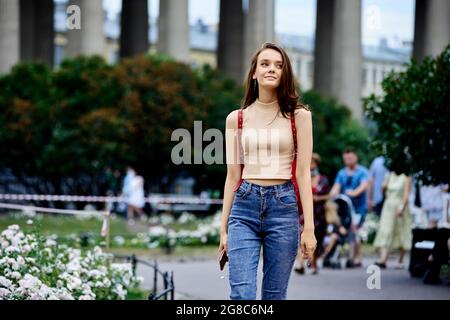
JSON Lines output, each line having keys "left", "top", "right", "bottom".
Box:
{"left": 233, "top": 109, "right": 304, "bottom": 225}
{"left": 290, "top": 112, "right": 304, "bottom": 226}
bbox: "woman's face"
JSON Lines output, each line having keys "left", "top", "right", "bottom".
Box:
{"left": 252, "top": 48, "right": 283, "bottom": 90}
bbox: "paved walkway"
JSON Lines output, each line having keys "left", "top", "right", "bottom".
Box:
{"left": 137, "top": 256, "right": 450, "bottom": 300}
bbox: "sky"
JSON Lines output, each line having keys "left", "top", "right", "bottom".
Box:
{"left": 102, "top": 0, "right": 415, "bottom": 46}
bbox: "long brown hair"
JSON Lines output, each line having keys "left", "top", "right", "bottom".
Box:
{"left": 242, "top": 42, "right": 309, "bottom": 118}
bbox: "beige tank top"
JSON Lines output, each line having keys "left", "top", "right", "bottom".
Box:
{"left": 240, "top": 99, "right": 295, "bottom": 179}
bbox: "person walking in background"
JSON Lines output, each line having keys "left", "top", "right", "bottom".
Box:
{"left": 294, "top": 153, "right": 330, "bottom": 275}
{"left": 368, "top": 156, "right": 389, "bottom": 217}
{"left": 122, "top": 166, "right": 136, "bottom": 199}
{"left": 127, "top": 173, "right": 146, "bottom": 225}
{"left": 329, "top": 148, "right": 369, "bottom": 268}
{"left": 419, "top": 183, "right": 449, "bottom": 229}
{"left": 373, "top": 171, "right": 412, "bottom": 269}
{"left": 121, "top": 166, "right": 145, "bottom": 225}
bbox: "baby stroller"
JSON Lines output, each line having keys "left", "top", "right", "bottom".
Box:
{"left": 322, "top": 194, "right": 355, "bottom": 269}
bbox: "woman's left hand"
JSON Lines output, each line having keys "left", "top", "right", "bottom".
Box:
{"left": 300, "top": 228, "right": 317, "bottom": 263}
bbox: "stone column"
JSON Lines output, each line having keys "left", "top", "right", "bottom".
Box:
{"left": 157, "top": 0, "right": 189, "bottom": 62}
{"left": 66, "top": 0, "right": 105, "bottom": 57}
{"left": 218, "top": 0, "right": 244, "bottom": 83}
{"left": 120, "top": 0, "right": 149, "bottom": 58}
{"left": 20, "top": 0, "right": 54, "bottom": 66}
{"left": 313, "top": 0, "right": 335, "bottom": 94}
{"left": 413, "top": 0, "right": 450, "bottom": 61}
{"left": 313, "top": 0, "right": 363, "bottom": 120}
{"left": 243, "top": 0, "right": 275, "bottom": 67}
{"left": 331, "top": 0, "right": 362, "bottom": 120}
{"left": 34, "top": 0, "right": 54, "bottom": 65}
{"left": 0, "top": 0, "right": 20, "bottom": 74}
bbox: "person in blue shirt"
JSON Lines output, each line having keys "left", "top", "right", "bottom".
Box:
{"left": 368, "top": 156, "right": 389, "bottom": 216}
{"left": 330, "top": 148, "right": 369, "bottom": 268}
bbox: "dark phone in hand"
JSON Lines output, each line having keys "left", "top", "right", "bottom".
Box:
{"left": 219, "top": 250, "right": 228, "bottom": 270}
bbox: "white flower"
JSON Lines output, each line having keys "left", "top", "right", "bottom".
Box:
{"left": 43, "top": 266, "right": 53, "bottom": 274}
{"left": 113, "top": 236, "right": 125, "bottom": 246}
{"left": 42, "top": 248, "right": 52, "bottom": 258}
{"left": 67, "top": 277, "right": 82, "bottom": 291}
{"left": 56, "top": 289, "right": 74, "bottom": 300}
{"left": 0, "top": 224, "right": 142, "bottom": 301}
{"left": 10, "top": 272, "right": 22, "bottom": 280}
{"left": 19, "top": 273, "right": 41, "bottom": 289}
{"left": 178, "top": 212, "right": 196, "bottom": 224}
{"left": 93, "top": 246, "right": 102, "bottom": 257}
{"left": 160, "top": 214, "right": 174, "bottom": 225}
{"left": 66, "top": 260, "right": 81, "bottom": 273}
{"left": 1, "top": 240, "right": 9, "bottom": 249}
{"left": 5, "top": 245, "right": 20, "bottom": 255}
{"left": 0, "top": 276, "right": 13, "bottom": 288}
{"left": 16, "top": 255, "right": 25, "bottom": 266}
{"left": 114, "top": 284, "right": 127, "bottom": 300}
{"left": 21, "top": 244, "right": 31, "bottom": 254}
{"left": 87, "top": 269, "right": 105, "bottom": 280}
{"left": 0, "top": 288, "right": 10, "bottom": 299}
{"left": 147, "top": 241, "right": 159, "bottom": 249}
{"left": 26, "top": 220, "right": 33, "bottom": 225}
{"left": 102, "top": 278, "right": 111, "bottom": 288}
{"left": 8, "top": 225, "right": 20, "bottom": 232}
{"left": 149, "top": 226, "right": 167, "bottom": 237}
{"left": 30, "top": 266, "right": 40, "bottom": 274}
{"left": 25, "top": 257, "right": 36, "bottom": 264}
{"left": 45, "top": 238, "right": 57, "bottom": 247}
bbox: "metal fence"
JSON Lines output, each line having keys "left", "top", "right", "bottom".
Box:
{"left": 114, "top": 254, "right": 175, "bottom": 300}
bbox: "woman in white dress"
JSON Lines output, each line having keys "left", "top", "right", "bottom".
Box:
{"left": 127, "top": 175, "right": 145, "bottom": 223}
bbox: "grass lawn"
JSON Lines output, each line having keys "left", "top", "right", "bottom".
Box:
{"left": 0, "top": 212, "right": 135, "bottom": 237}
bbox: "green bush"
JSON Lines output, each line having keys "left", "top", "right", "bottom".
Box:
{"left": 303, "top": 90, "right": 373, "bottom": 178}
{"left": 364, "top": 45, "right": 450, "bottom": 185}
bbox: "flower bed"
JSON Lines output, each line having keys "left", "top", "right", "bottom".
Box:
{"left": 0, "top": 224, "right": 141, "bottom": 300}
{"left": 58, "top": 211, "right": 222, "bottom": 250}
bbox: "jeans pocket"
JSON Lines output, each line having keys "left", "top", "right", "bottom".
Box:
{"left": 235, "top": 184, "right": 249, "bottom": 200}
{"left": 276, "top": 190, "right": 297, "bottom": 208}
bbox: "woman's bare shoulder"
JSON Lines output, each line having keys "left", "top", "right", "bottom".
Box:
{"left": 225, "top": 109, "right": 241, "bottom": 129}
{"left": 294, "top": 107, "right": 312, "bottom": 123}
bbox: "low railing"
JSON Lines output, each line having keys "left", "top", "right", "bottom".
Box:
{"left": 114, "top": 254, "right": 175, "bottom": 300}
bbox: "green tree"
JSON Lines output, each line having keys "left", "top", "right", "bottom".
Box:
{"left": 364, "top": 45, "right": 450, "bottom": 185}
{"left": 303, "top": 90, "right": 373, "bottom": 179}
{"left": 0, "top": 62, "right": 54, "bottom": 194}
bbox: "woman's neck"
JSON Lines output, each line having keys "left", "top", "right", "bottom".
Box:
{"left": 258, "top": 89, "right": 277, "bottom": 104}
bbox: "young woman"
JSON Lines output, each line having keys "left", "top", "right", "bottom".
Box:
{"left": 374, "top": 171, "right": 412, "bottom": 269}
{"left": 219, "top": 42, "right": 316, "bottom": 300}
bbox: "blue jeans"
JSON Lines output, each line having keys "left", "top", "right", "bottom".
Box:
{"left": 227, "top": 180, "right": 299, "bottom": 300}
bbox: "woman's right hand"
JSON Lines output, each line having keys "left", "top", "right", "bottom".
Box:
{"left": 219, "top": 232, "right": 228, "bottom": 254}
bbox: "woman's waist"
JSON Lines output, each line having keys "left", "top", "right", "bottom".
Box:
{"left": 244, "top": 178, "right": 291, "bottom": 187}
{"left": 240, "top": 179, "right": 294, "bottom": 196}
